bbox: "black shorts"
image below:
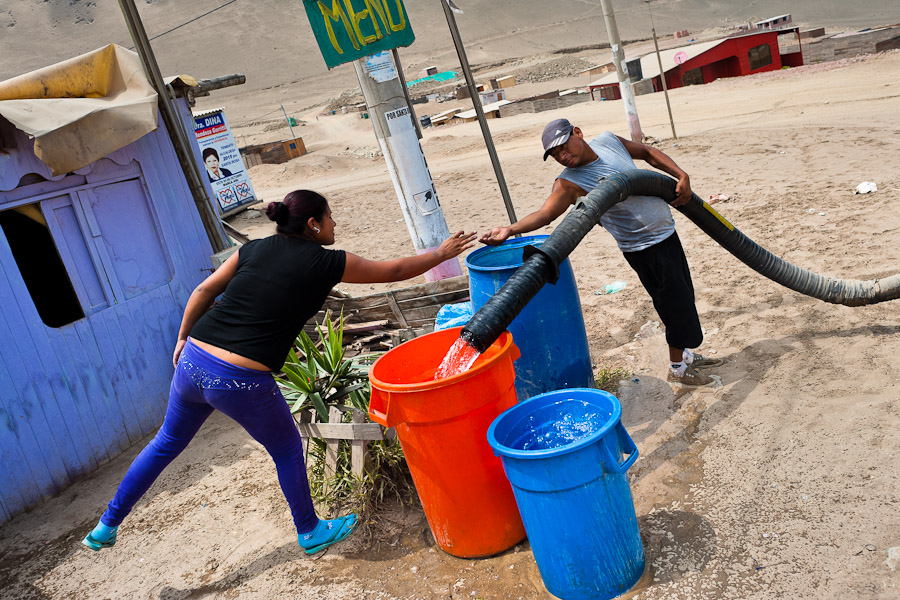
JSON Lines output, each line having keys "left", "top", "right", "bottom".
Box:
{"left": 622, "top": 231, "right": 703, "bottom": 350}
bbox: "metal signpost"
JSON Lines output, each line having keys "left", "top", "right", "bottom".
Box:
{"left": 439, "top": 0, "right": 517, "bottom": 226}
{"left": 302, "top": 0, "right": 462, "bottom": 281}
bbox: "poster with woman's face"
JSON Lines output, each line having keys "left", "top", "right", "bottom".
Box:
{"left": 193, "top": 110, "right": 257, "bottom": 215}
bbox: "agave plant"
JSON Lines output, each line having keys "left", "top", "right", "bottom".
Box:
{"left": 278, "top": 313, "right": 379, "bottom": 422}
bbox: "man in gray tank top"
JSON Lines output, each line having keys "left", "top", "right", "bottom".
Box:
{"left": 480, "top": 118, "right": 721, "bottom": 386}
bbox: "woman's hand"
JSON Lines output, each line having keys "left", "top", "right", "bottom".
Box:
{"left": 173, "top": 339, "right": 187, "bottom": 368}
{"left": 435, "top": 230, "right": 477, "bottom": 260}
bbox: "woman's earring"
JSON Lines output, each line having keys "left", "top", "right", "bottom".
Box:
{"left": 314, "top": 227, "right": 321, "bottom": 233}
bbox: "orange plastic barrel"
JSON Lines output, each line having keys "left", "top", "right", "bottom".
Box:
{"left": 369, "top": 326, "right": 526, "bottom": 558}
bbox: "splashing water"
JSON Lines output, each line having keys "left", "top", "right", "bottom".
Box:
{"left": 434, "top": 335, "right": 480, "bottom": 380}
{"left": 514, "top": 403, "right": 609, "bottom": 451}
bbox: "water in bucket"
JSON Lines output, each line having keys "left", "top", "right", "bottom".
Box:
{"left": 511, "top": 400, "right": 612, "bottom": 451}
{"left": 434, "top": 331, "right": 480, "bottom": 380}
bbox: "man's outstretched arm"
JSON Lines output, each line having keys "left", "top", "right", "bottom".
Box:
{"left": 479, "top": 178, "right": 585, "bottom": 245}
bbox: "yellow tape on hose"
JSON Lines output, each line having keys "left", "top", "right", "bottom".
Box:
{"left": 702, "top": 201, "right": 735, "bottom": 231}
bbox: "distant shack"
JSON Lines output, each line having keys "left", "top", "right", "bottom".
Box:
{"left": 240, "top": 137, "right": 306, "bottom": 167}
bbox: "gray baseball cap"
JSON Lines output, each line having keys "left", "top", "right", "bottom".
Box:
{"left": 541, "top": 118, "right": 574, "bottom": 160}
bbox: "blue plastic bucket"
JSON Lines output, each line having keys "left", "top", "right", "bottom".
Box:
{"left": 487, "top": 389, "right": 644, "bottom": 600}
{"left": 466, "top": 235, "right": 593, "bottom": 400}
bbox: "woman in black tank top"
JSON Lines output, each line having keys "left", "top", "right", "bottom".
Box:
{"left": 83, "top": 190, "right": 475, "bottom": 556}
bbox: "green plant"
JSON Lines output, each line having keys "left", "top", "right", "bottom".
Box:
{"left": 306, "top": 436, "right": 416, "bottom": 518}
{"left": 276, "top": 314, "right": 416, "bottom": 522}
{"left": 594, "top": 366, "right": 632, "bottom": 395}
{"left": 278, "top": 312, "right": 377, "bottom": 421}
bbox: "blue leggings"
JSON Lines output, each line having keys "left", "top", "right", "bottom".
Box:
{"left": 101, "top": 339, "right": 318, "bottom": 534}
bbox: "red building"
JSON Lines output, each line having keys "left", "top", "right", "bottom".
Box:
{"left": 590, "top": 29, "right": 803, "bottom": 100}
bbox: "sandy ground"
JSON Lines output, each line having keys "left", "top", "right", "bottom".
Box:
{"left": 2, "top": 50, "right": 900, "bottom": 599}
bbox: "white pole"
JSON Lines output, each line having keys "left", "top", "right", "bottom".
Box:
{"left": 599, "top": 0, "right": 644, "bottom": 142}
{"left": 353, "top": 53, "right": 462, "bottom": 282}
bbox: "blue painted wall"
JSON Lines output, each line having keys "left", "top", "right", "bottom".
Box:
{"left": 0, "top": 114, "right": 216, "bottom": 523}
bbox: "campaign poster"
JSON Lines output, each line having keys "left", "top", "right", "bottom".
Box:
{"left": 192, "top": 110, "right": 257, "bottom": 216}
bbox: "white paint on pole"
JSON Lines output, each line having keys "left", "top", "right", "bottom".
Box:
{"left": 600, "top": 0, "right": 643, "bottom": 142}
{"left": 385, "top": 107, "right": 439, "bottom": 215}
{"left": 363, "top": 52, "right": 397, "bottom": 83}
{"left": 354, "top": 54, "right": 462, "bottom": 282}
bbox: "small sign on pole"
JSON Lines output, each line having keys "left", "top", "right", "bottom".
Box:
{"left": 302, "top": 0, "right": 415, "bottom": 69}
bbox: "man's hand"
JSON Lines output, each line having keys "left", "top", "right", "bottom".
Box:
{"left": 479, "top": 226, "right": 513, "bottom": 246}
{"left": 671, "top": 173, "right": 692, "bottom": 207}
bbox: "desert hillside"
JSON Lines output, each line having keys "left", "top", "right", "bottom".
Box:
{"left": 2, "top": 0, "right": 899, "bottom": 100}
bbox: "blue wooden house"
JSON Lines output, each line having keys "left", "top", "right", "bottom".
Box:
{"left": 0, "top": 61, "right": 229, "bottom": 523}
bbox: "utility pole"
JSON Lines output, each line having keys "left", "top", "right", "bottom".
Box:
{"left": 280, "top": 104, "right": 296, "bottom": 139}
{"left": 353, "top": 52, "right": 462, "bottom": 282}
{"left": 599, "top": 0, "right": 643, "bottom": 142}
{"left": 118, "top": 0, "right": 229, "bottom": 253}
{"left": 646, "top": 1, "right": 677, "bottom": 139}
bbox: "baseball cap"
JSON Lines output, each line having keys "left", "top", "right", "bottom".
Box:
{"left": 541, "top": 118, "right": 574, "bottom": 161}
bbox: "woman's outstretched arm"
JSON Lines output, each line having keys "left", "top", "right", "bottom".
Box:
{"left": 342, "top": 231, "right": 476, "bottom": 284}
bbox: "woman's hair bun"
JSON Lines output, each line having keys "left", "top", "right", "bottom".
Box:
{"left": 265, "top": 201, "right": 289, "bottom": 225}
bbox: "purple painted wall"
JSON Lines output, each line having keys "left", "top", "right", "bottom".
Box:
{"left": 0, "top": 112, "right": 217, "bottom": 523}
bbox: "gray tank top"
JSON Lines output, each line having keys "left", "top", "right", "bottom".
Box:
{"left": 558, "top": 131, "right": 674, "bottom": 252}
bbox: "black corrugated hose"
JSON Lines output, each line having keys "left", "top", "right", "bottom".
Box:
{"left": 461, "top": 169, "right": 900, "bottom": 353}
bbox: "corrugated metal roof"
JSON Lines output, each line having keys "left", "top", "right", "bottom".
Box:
{"left": 589, "top": 39, "right": 727, "bottom": 87}
{"left": 192, "top": 107, "right": 226, "bottom": 118}
{"left": 756, "top": 14, "right": 791, "bottom": 25}
{"left": 577, "top": 62, "right": 614, "bottom": 75}
{"left": 455, "top": 100, "right": 513, "bottom": 119}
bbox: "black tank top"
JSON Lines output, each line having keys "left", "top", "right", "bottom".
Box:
{"left": 190, "top": 235, "right": 346, "bottom": 370}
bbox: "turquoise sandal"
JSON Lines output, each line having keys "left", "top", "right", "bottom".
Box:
{"left": 82, "top": 522, "right": 118, "bottom": 551}
{"left": 298, "top": 514, "right": 358, "bottom": 555}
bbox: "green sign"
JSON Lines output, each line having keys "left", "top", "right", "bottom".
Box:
{"left": 303, "top": 0, "right": 415, "bottom": 69}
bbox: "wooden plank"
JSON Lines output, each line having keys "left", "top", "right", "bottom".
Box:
{"left": 51, "top": 324, "right": 115, "bottom": 465}
{"left": 320, "top": 276, "right": 468, "bottom": 312}
{"left": 386, "top": 291, "right": 410, "bottom": 329}
{"left": 0, "top": 351, "right": 42, "bottom": 516}
{"left": 113, "top": 302, "right": 162, "bottom": 437}
{"left": 350, "top": 410, "right": 367, "bottom": 477}
{"left": 343, "top": 320, "right": 390, "bottom": 335}
{"left": 388, "top": 275, "right": 468, "bottom": 301}
{"left": 295, "top": 410, "right": 312, "bottom": 463}
{"left": 36, "top": 328, "right": 102, "bottom": 473}
{"left": 295, "top": 422, "right": 384, "bottom": 441}
{"left": 323, "top": 296, "right": 392, "bottom": 311}
{"left": 321, "top": 290, "right": 469, "bottom": 321}
{"left": 394, "top": 289, "right": 470, "bottom": 310}
{"left": 134, "top": 287, "right": 178, "bottom": 423}
{"left": 89, "top": 308, "right": 150, "bottom": 441}
{"left": 349, "top": 332, "right": 389, "bottom": 346}
{"left": 72, "top": 319, "right": 135, "bottom": 451}
{"left": 392, "top": 304, "right": 443, "bottom": 322}
{"left": 323, "top": 407, "right": 342, "bottom": 479}
{"left": 0, "top": 252, "right": 82, "bottom": 486}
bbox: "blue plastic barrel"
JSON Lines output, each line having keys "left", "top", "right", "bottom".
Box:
{"left": 466, "top": 235, "right": 593, "bottom": 400}
{"left": 487, "top": 389, "right": 644, "bottom": 600}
